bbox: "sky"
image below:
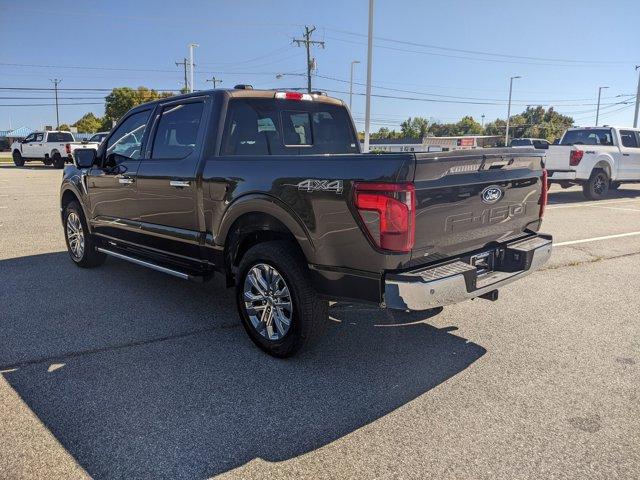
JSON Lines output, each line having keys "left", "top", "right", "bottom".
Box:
{"left": 1, "top": 0, "right": 639, "bottom": 132}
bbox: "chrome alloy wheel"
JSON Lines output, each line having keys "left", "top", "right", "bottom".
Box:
{"left": 593, "top": 173, "right": 607, "bottom": 195}
{"left": 66, "top": 212, "right": 85, "bottom": 260}
{"left": 243, "top": 263, "right": 293, "bottom": 341}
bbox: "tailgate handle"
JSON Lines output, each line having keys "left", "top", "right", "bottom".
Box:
{"left": 488, "top": 161, "right": 508, "bottom": 169}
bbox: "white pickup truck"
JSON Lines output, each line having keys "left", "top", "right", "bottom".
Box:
{"left": 11, "top": 131, "right": 99, "bottom": 169}
{"left": 545, "top": 126, "right": 640, "bottom": 199}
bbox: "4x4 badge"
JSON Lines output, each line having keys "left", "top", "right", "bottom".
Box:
{"left": 297, "top": 179, "right": 343, "bottom": 194}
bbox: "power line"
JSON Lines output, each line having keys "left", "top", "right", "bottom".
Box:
{"left": 0, "top": 102, "right": 104, "bottom": 107}
{"left": 293, "top": 26, "right": 325, "bottom": 93}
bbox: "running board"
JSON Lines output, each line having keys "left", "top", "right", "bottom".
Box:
{"left": 97, "top": 247, "right": 201, "bottom": 281}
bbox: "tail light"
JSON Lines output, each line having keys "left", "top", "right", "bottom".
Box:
{"left": 569, "top": 149, "right": 583, "bottom": 166}
{"left": 65, "top": 143, "right": 71, "bottom": 155}
{"left": 354, "top": 182, "right": 415, "bottom": 252}
{"left": 539, "top": 169, "right": 548, "bottom": 218}
{"left": 274, "top": 91, "right": 313, "bottom": 101}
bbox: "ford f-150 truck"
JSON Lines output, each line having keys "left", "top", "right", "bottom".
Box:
{"left": 61, "top": 87, "right": 552, "bottom": 357}
{"left": 545, "top": 126, "right": 640, "bottom": 199}
{"left": 12, "top": 130, "right": 98, "bottom": 168}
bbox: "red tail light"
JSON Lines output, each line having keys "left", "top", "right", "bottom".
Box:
{"left": 539, "top": 169, "right": 548, "bottom": 218}
{"left": 65, "top": 143, "right": 71, "bottom": 154}
{"left": 274, "top": 91, "right": 313, "bottom": 101}
{"left": 569, "top": 149, "right": 583, "bottom": 166}
{"left": 354, "top": 182, "right": 415, "bottom": 252}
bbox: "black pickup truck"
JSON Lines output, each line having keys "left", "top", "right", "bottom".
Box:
{"left": 61, "top": 87, "right": 552, "bottom": 357}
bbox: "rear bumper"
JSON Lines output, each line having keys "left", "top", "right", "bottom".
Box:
{"left": 548, "top": 170, "right": 577, "bottom": 181}
{"left": 384, "top": 233, "right": 552, "bottom": 311}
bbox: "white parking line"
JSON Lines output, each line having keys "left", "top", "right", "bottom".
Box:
{"left": 556, "top": 231, "right": 640, "bottom": 247}
{"left": 598, "top": 206, "right": 640, "bottom": 212}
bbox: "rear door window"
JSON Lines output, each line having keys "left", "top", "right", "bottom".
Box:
{"left": 221, "top": 98, "right": 358, "bottom": 155}
{"left": 620, "top": 130, "right": 639, "bottom": 148}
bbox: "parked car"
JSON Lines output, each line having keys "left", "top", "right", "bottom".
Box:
{"left": 85, "top": 131, "right": 109, "bottom": 145}
{"left": 11, "top": 131, "right": 98, "bottom": 168}
{"left": 60, "top": 88, "right": 552, "bottom": 357}
{"left": 510, "top": 138, "right": 550, "bottom": 149}
{"left": 545, "top": 126, "right": 640, "bottom": 199}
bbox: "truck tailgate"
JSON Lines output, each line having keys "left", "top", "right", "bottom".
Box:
{"left": 544, "top": 145, "right": 573, "bottom": 171}
{"left": 411, "top": 149, "right": 544, "bottom": 261}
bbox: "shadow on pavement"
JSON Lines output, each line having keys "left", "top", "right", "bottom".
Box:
{"left": 547, "top": 185, "right": 640, "bottom": 205}
{"left": 1, "top": 252, "right": 485, "bottom": 479}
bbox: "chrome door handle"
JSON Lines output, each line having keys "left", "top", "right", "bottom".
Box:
{"left": 118, "top": 177, "right": 134, "bottom": 185}
{"left": 169, "top": 180, "right": 190, "bottom": 188}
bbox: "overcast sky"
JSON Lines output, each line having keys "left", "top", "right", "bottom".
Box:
{"left": 1, "top": 0, "right": 638, "bottom": 131}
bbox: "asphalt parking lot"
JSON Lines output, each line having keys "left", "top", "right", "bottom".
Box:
{"left": 1, "top": 165, "right": 639, "bottom": 480}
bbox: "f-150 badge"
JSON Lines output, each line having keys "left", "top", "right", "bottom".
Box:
{"left": 297, "top": 179, "right": 343, "bottom": 194}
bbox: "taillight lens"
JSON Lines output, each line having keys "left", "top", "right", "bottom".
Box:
{"left": 354, "top": 182, "right": 415, "bottom": 253}
{"left": 539, "top": 169, "right": 548, "bottom": 218}
{"left": 569, "top": 149, "right": 583, "bottom": 166}
{"left": 65, "top": 143, "right": 71, "bottom": 154}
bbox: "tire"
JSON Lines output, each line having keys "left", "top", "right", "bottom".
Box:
{"left": 582, "top": 169, "right": 609, "bottom": 200}
{"left": 63, "top": 201, "right": 106, "bottom": 268}
{"left": 43, "top": 158, "right": 53, "bottom": 166}
{"left": 610, "top": 181, "right": 622, "bottom": 191}
{"left": 12, "top": 150, "right": 24, "bottom": 167}
{"left": 236, "top": 241, "right": 329, "bottom": 357}
{"left": 52, "top": 152, "right": 65, "bottom": 169}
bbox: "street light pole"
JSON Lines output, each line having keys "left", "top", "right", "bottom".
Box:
{"left": 349, "top": 60, "right": 360, "bottom": 111}
{"left": 505, "top": 75, "right": 521, "bottom": 146}
{"left": 363, "top": 0, "right": 375, "bottom": 153}
{"left": 633, "top": 66, "right": 640, "bottom": 128}
{"left": 188, "top": 43, "right": 199, "bottom": 93}
{"left": 595, "top": 86, "right": 609, "bottom": 126}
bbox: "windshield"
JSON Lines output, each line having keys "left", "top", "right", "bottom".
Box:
{"left": 560, "top": 129, "right": 614, "bottom": 146}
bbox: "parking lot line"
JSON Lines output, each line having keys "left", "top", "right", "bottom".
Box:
{"left": 555, "top": 230, "right": 640, "bottom": 247}
{"left": 598, "top": 206, "right": 640, "bottom": 212}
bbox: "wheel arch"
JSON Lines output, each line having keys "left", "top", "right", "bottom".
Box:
{"left": 60, "top": 185, "right": 92, "bottom": 232}
{"left": 592, "top": 154, "right": 615, "bottom": 179}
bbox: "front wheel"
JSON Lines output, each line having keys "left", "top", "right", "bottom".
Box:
{"left": 12, "top": 150, "right": 24, "bottom": 167}
{"left": 63, "top": 201, "right": 106, "bottom": 268}
{"left": 582, "top": 169, "right": 609, "bottom": 200}
{"left": 236, "top": 241, "right": 328, "bottom": 357}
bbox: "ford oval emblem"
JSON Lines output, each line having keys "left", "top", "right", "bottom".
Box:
{"left": 481, "top": 185, "right": 503, "bottom": 204}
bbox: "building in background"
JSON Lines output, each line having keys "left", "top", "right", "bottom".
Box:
{"left": 422, "top": 135, "right": 501, "bottom": 151}
{"left": 0, "top": 127, "right": 34, "bottom": 151}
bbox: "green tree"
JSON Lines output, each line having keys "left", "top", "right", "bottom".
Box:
{"left": 456, "top": 116, "right": 483, "bottom": 135}
{"left": 57, "top": 123, "right": 71, "bottom": 131}
{"left": 72, "top": 112, "right": 102, "bottom": 133}
{"left": 102, "top": 87, "right": 174, "bottom": 128}
{"left": 400, "top": 117, "right": 429, "bottom": 138}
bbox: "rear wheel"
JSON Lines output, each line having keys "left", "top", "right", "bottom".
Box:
{"left": 63, "top": 201, "right": 105, "bottom": 268}
{"left": 12, "top": 150, "right": 24, "bottom": 167}
{"left": 236, "top": 241, "right": 328, "bottom": 357}
{"left": 43, "top": 158, "right": 53, "bottom": 166}
{"left": 582, "top": 169, "right": 609, "bottom": 200}
{"left": 52, "top": 152, "right": 65, "bottom": 169}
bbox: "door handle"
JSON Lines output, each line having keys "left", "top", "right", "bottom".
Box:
{"left": 118, "top": 177, "right": 135, "bottom": 185}
{"left": 623, "top": 153, "right": 630, "bottom": 156}
{"left": 169, "top": 180, "right": 190, "bottom": 188}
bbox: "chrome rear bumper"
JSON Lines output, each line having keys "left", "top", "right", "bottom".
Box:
{"left": 384, "top": 234, "right": 552, "bottom": 311}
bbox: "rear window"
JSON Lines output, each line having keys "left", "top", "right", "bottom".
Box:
{"left": 48, "top": 132, "right": 74, "bottom": 142}
{"left": 510, "top": 139, "right": 532, "bottom": 146}
{"left": 560, "top": 129, "right": 613, "bottom": 146}
{"left": 221, "top": 98, "right": 358, "bottom": 155}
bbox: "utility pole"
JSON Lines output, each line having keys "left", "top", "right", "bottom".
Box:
{"left": 349, "top": 60, "right": 360, "bottom": 111}
{"left": 293, "top": 26, "right": 325, "bottom": 93}
{"left": 481, "top": 114, "right": 485, "bottom": 129}
{"left": 206, "top": 76, "right": 223, "bottom": 88}
{"left": 188, "top": 43, "right": 199, "bottom": 93}
{"left": 175, "top": 58, "right": 189, "bottom": 91}
{"left": 363, "top": 0, "right": 375, "bottom": 153}
{"left": 633, "top": 66, "right": 640, "bottom": 128}
{"left": 50, "top": 78, "right": 61, "bottom": 128}
{"left": 505, "top": 75, "right": 521, "bottom": 146}
{"left": 595, "top": 86, "right": 609, "bottom": 126}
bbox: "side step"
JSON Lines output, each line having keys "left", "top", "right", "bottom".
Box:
{"left": 96, "top": 248, "right": 203, "bottom": 282}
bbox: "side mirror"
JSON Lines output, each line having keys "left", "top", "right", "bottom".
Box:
{"left": 74, "top": 148, "right": 97, "bottom": 168}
